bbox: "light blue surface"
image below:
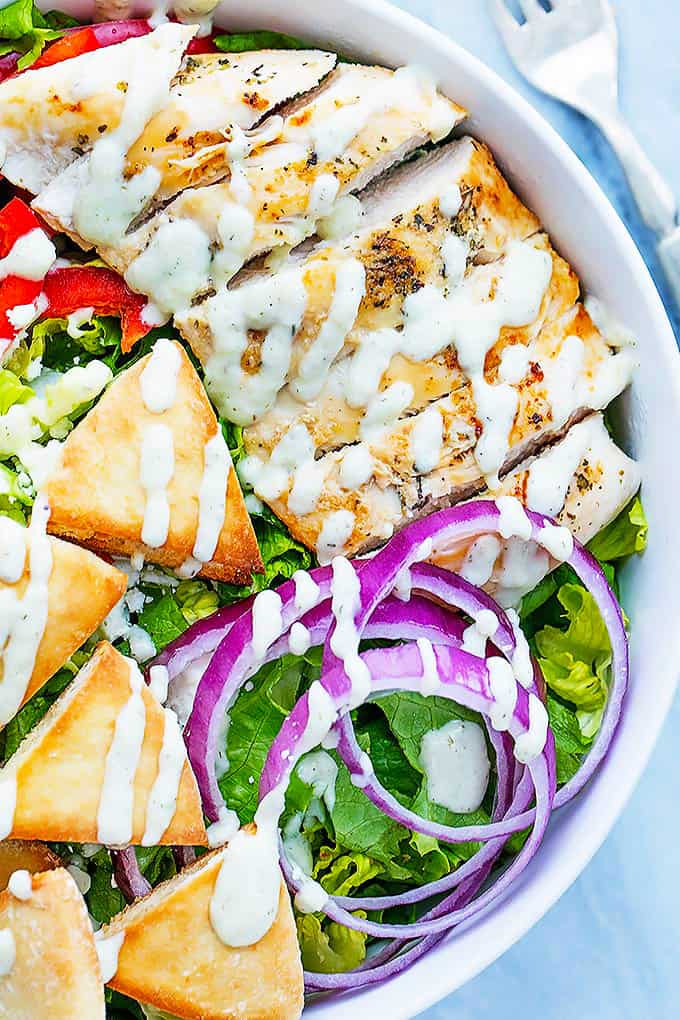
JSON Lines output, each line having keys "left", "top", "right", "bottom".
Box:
{"left": 384, "top": 2, "right": 680, "bottom": 1018}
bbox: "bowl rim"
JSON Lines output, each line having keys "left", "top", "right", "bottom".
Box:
{"left": 37, "top": 0, "right": 680, "bottom": 1015}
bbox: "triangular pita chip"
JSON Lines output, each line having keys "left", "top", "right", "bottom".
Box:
{"left": 0, "top": 868, "right": 105, "bottom": 1018}
{"left": 0, "top": 519, "right": 126, "bottom": 726}
{"left": 0, "top": 840, "right": 60, "bottom": 892}
{"left": 3, "top": 642, "right": 207, "bottom": 846}
{"left": 46, "top": 340, "right": 262, "bottom": 583}
{"left": 102, "top": 849, "right": 303, "bottom": 1020}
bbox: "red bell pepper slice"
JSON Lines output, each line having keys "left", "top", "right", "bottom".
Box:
{"left": 0, "top": 198, "right": 153, "bottom": 358}
{"left": 186, "top": 32, "right": 221, "bottom": 54}
{"left": 42, "top": 266, "right": 153, "bottom": 352}
{"left": 0, "top": 197, "right": 44, "bottom": 255}
{"left": 0, "top": 199, "right": 46, "bottom": 355}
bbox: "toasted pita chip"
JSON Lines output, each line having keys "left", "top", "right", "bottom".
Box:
{"left": 101, "top": 849, "right": 303, "bottom": 1020}
{"left": 0, "top": 868, "right": 105, "bottom": 1018}
{"left": 46, "top": 340, "right": 262, "bottom": 583}
{"left": 0, "top": 519, "right": 126, "bottom": 726}
{"left": 0, "top": 841, "right": 60, "bottom": 892}
{"left": 3, "top": 642, "right": 207, "bottom": 847}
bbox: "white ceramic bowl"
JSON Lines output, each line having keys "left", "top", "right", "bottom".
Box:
{"left": 56, "top": 0, "right": 680, "bottom": 1015}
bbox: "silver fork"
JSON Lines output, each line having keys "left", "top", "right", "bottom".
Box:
{"left": 491, "top": 0, "right": 680, "bottom": 305}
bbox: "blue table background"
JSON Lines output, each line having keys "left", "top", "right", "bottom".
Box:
{"left": 386, "top": 2, "right": 680, "bottom": 1018}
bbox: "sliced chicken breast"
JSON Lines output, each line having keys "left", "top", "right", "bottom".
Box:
{"left": 35, "top": 62, "right": 465, "bottom": 316}
{"left": 31, "top": 46, "right": 337, "bottom": 244}
{"left": 0, "top": 23, "right": 196, "bottom": 194}
{"left": 234, "top": 273, "right": 633, "bottom": 561}
{"left": 177, "top": 137, "right": 541, "bottom": 412}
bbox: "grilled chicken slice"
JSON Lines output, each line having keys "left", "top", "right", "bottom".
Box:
{"left": 235, "top": 280, "right": 633, "bottom": 561}
{"left": 31, "top": 46, "right": 337, "bottom": 245}
{"left": 430, "top": 414, "right": 640, "bottom": 605}
{"left": 125, "top": 48, "right": 337, "bottom": 203}
{"left": 0, "top": 23, "right": 196, "bottom": 194}
{"left": 35, "top": 62, "right": 464, "bottom": 317}
{"left": 177, "top": 137, "right": 540, "bottom": 416}
{"left": 234, "top": 231, "right": 577, "bottom": 456}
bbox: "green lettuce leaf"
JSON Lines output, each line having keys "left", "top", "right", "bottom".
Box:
{"left": 0, "top": 666, "right": 72, "bottom": 763}
{"left": 174, "top": 579, "right": 219, "bottom": 624}
{"left": 109, "top": 990, "right": 145, "bottom": 1019}
{"left": 218, "top": 652, "right": 316, "bottom": 822}
{"left": 359, "top": 711, "right": 420, "bottom": 803}
{"left": 0, "top": 369, "right": 33, "bottom": 414}
{"left": 408, "top": 781, "right": 489, "bottom": 866}
{"left": 136, "top": 593, "right": 188, "bottom": 652}
{"left": 0, "top": 1, "right": 66, "bottom": 70}
{"left": 0, "top": 0, "right": 39, "bottom": 39}
{"left": 0, "top": 461, "right": 33, "bottom": 520}
{"left": 297, "top": 913, "right": 368, "bottom": 974}
{"left": 546, "top": 692, "right": 592, "bottom": 785}
{"left": 85, "top": 848, "right": 126, "bottom": 925}
{"left": 108, "top": 989, "right": 145, "bottom": 1019}
{"left": 214, "top": 29, "right": 310, "bottom": 52}
{"left": 534, "top": 583, "right": 611, "bottom": 711}
{"left": 328, "top": 759, "right": 406, "bottom": 871}
{"left": 218, "top": 510, "right": 313, "bottom": 603}
{"left": 313, "top": 851, "right": 382, "bottom": 896}
{"left": 587, "top": 495, "right": 648, "bottom": 562}
{"left": 36, "top": 315, "right": 122, "bottom": 369}
{"left": 221, "top": 420, "right": 246, "bottom": 465}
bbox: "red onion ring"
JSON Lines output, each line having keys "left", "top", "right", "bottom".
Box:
{"left": 110, "top": 847, "right": 151, "bottom": 902}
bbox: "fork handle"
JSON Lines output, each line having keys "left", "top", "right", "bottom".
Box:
{"left": 594, "top": 111, "right": 677, "bottom": 236}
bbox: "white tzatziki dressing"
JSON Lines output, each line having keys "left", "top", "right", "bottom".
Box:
{"left": 420, "top": 719, "right": 490, "bottom": 813}
{"left": 0, "top": 497, "right": 53, "bottom": 728}
{"left": 96, "top": 659, "right": 147, "bottom": 846}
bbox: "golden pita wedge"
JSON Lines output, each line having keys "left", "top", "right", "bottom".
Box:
{"left": 45, "top": 339, "right": 262, "bottom": 583}
{"left": 102, "top": 848, "right": 303, "bottom": 1020}
{"left": 0, "top": 517, "right": 126, "bottom": 726}
{"left": 2, "top": 642, "right": 207, "bottom": 847}
{"left": 0, "top": 841, "right": 60, "bottom": 893}
{"left": 0, "top": 867, "right": 105, "bottom": 1019}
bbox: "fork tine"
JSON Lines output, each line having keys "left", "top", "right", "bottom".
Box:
{"left": 518, "top": 0, "right": 545, "bottom": 18}
{"left": 490, "top": 0, "right": 521, "bottom": 43}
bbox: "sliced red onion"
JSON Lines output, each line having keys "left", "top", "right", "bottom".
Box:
{"left": 110, "top": 847, "right": 151, "bottom": 902}
{"left": 172, "top": 846, "right": 196, "bottom": 871}
{"left": 179, "top": 499, "right": 626, "bottom": 989}
{"left": 261, "top": 641, "right": 555, "bottom": 941}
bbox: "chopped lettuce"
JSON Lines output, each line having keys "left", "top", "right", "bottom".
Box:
{"left": 83, "top": 847, "right": 126, "bottom": 925}
{"left": 0, "top": 460, "right": 32, "bottom": 520}
{"left": 136, "top": 593, "right": 188, "bottom": 652}
{"left": 35, "top": 314, "right": 122, "bottom": 363}
{"left": 0, "top": 1, "right": 73, "bottom": 70}
{"left": 214, "top": 29, "right": 310, "bottom": 52}
{"left": 0, "top": 369, "right": 33, "bottom": 414}
{"left": 375, "top": 691, "right": 483, "bottom": 773}
{"left": 534, "top": 584, "right": 611, "bottom": 712}
{"left": 546, "top": 693, "right": 592, "bottom": 785}
{"left": 297, "top": 913, "right": 368, "bottom": 974}
{"left": 587, "top": 494, "right": 648, "bottom": 561}
{"left": 0, "top": 665, "right": 72, "bottom": 763}
{"left": 218, "top": 509, "right": 313, "bottom": 603}
{"left": 174, "top": 579, "right": 219, "bottom": 624}
{"left": 218, "top": 652, "right": 315, "bottom": 821}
